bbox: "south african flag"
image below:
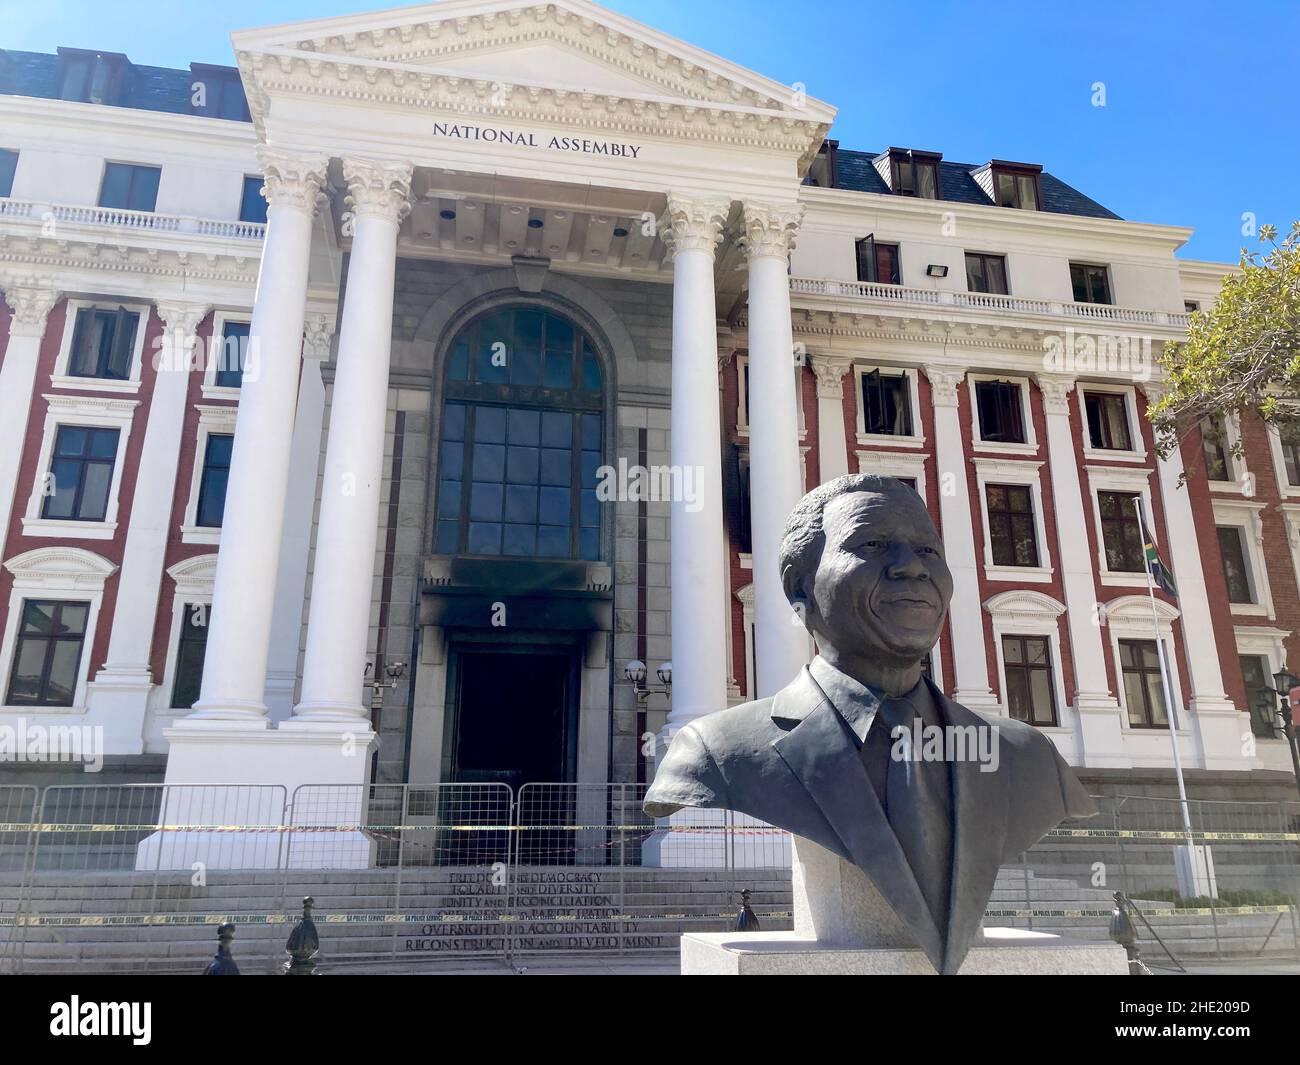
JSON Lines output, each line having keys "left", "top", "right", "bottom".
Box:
{"left": 1144, "top": 540, "right": 1178, "bottom": 598}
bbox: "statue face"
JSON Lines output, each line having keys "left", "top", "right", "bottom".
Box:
{"left": 800, "top": 488, "right": 952, "bottom": 662}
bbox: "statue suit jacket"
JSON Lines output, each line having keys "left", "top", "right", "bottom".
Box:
{"left": 644, "top": 662, "right": 1098, "bottom": 974}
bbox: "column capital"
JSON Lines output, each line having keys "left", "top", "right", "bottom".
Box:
{"left": 923, "top": 364, "right": 966, "bottom": 408}
{"left": 662, "top": 194, "right": 731, "bottom": 257}
{"left": 256, "top": 149, "right": 330, "bottom": 215}
{"left": 808, "top": 353, "right": 852, "bottom": 399}
{"left": 741, "top": 201, "right": 803, "bottom": 262}
{"left": 154, "top": 300, "right": 211, "bottom": 336}
{"left": 1138, "top": 378, "right": 1168, "bottom": 404}
{"left": 341, "top": 157, "right": 414, "bottom": 224}
{"left": 2, "top": 280, "right": 59, "bottom": 336}
{"left": 1035, "top": 372, "right": 1077, "bottom": 415}
{"left": 303, "top": 312, "right": 337, "bottom": 361}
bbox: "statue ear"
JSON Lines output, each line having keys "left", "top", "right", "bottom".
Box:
{"left": 781, "top": 563, "right": 808, "bottom": 613}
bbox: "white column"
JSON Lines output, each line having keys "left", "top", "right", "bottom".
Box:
{"left": 0, "top": 282, "right": 58, "bottom": 552}
{"left": 1142, "top": 383, "right": 1247, "bottom": 770}
{"left": 1036, "top": 373, "right": 1128, "bottom": 766}
{"left": 87, "top": 301, "right": 210, "bottom": 749}
{"left": 923, "top": 366, "right": 997, "bottom": 710}
{"left": 186, "top": 151, "right": 328, "bottom": 724}
{"left": 294, "top": 159, "right": 412, "bottom": 722}
{"left": 263, "top": 312, "right": 333, "bottom": 721}
{"left": 809, "top": 354, "right": 851, "bottom": 484}
{"left": 662, "top": 194, "right": 731, "bottom": 730}
{"left": 743, "top": 202, "right": 809, "bottom": 698}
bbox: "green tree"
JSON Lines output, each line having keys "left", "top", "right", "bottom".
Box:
{"left": 1150, "top": 221, "right": 1300, "bottom": 461}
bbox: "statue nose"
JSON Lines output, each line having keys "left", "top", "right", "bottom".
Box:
{"left": 885, "top": 546, "right": 929, "bottom": 579}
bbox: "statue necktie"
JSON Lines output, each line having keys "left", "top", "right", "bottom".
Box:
{"left": 876, "top": 695, "right": 953, "bottom": 932}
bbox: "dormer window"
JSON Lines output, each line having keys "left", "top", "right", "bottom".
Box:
{"left": 989, "top": 161, "right": 1043, "bottom": 211}
{"left": 190, "top": 64, "right": 251, "bottom": 122}
{"left": 57, "top": 48, "right": 129, "bottom": 106}
{"left": 805, "top": 139, "right": 839, "bottom": 189}
{"left": 883, "top": 149, "right": 941, "bottom": 199}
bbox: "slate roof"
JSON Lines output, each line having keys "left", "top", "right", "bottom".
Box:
{"left": 0, "top": 49, "right": 247, "bottom": 121}
{"left": 831, "top": 148, "right": 1121, "bottom": 221}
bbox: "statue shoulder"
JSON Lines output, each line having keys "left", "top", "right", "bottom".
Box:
{"left": 643, "top": 697, "right": 776, "bottom": 818}
{"left": 980, "top": 712, "right": 1099, "bottom": 823}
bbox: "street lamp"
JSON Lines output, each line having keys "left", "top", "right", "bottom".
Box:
{"left": 1251, "top": 666, "right": 1300, "bottom": 800}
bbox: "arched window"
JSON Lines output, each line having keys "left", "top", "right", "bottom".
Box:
{"left": 434, "top": 305, "right": 604, "bottom": 561}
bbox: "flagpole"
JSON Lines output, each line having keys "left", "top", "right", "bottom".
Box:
{"left": 1132, "top": 496, "right": 1194, "bottom": 842}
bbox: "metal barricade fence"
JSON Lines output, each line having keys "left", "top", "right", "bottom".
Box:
{"left": 5, "top": 781, "right": 1300, "bottom": 972}
{"left": 0, "top": 784, "right": 39, "bottom": 972}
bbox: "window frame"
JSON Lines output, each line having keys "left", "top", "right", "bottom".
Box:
{"left": 973, "top": 458, "right": 1053, "bottom": 582}
{"left": 1265, "top": 423, "right": 1300, "bottom": 499}
{"left": 22, "top": 394, "right": 139, "bottom": 540}
{"left": 0, "top": 148, "right": 17, "bottom": 199}
{"left": 1102, "top": 596, "right": 1185, "bottom": 735}
{"left": 52, "top": 300, "right": 150, "bottom": 395}
{"left": 853, "top": 364, "right": 924, "bottom": 448}
{"left": 157, "top": 554, "right": 219, "bottom": 720}
{"left": 968, "top": 373, "right": 1038, "bottom": 455}
{"left": 181, "top": 405, "right": 239, "bottom": 545}
{"left": 887, "top": 149, "right": 943, "bottom": 200}
{"left": 964, "top": 251, "right": 1010, "bottom": 295}
{"left": 39, "top": 425, "right": 121, "bottom": 524}
{"left": 1077, "top": 383, "right": 1146, "bottom": 463}
{"left": 0, "top": 546, "right": 114, "bottom": 714}
{"left": 238, "top": 175, "right": 267, "bottom": 224}
{"left": 984, "top": 590, "right": 1070, "bottom": 735}
{"left": 990, "top": 163, "right": 1043, "bottom": 211}
{"left": 854, "top": 234, "right": 902, "bottom": 286}
{"left": 97, "top": 161, "right": 162, "bottom": 214}
{"left": 1069, "top": 262, "right": 1114, "bottom": 306}
{"left": 201, "top": 311, "right": 253, "bottom": 399}
{"left": 1085, "top": 466, "right": 1156, "bottom": 587}
{"left": 1212, "top": 501, "right": 1273, "bottom": 619}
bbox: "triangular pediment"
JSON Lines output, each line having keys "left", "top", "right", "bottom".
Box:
{"left": 233, "top": 0, "right": 836, "bottom": 120}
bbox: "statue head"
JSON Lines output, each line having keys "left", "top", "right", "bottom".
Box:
{"left": 780, "top": 474, "right": 952, "bottom": 666}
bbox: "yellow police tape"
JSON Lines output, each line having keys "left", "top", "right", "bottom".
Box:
{"left": 2, "top": 822, "right": 1297, "bottom": 842}
{"left": 1, "top": 904, "right": 1291, "bottom": 928}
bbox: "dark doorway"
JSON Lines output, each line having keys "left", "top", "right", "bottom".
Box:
{"left": 448, "top": 649, "right": 573, "bottom": 791}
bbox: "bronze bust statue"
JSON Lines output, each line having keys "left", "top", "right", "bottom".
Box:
{"left": 645, "top": 474, "right": 1096, "bottom": 973}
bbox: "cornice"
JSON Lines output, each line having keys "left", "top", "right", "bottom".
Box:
{"left": 798, "top": 185, "right": 1194, "bottom": 254}
{"left": 0, "top": 232, "right": 262, "bottom": 289}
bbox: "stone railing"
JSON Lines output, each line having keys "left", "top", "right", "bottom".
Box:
{"left": 791, "top": 276, "right": 1191, "bottom": 329}
{"left": 0, "top": 199, "right": 266, "bottom": 241}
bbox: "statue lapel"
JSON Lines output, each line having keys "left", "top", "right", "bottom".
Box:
{"left": 771, "top": 668, "right": 945, "bottom": 971}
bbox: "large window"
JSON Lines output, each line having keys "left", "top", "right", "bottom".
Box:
{"left": 1201, "top": 416, "right": 1233, "bottom": 481}
{"left": 1002, "top": 634, "right": 1057, "bottom": 726}
{"left": 965, "top": 252, "right": 1008, "bottom": 295}
{"left": 1098, "top": 490, "right": 1145, "bottom": 572}
{"left": 57, "top": 50, "right": 127, "bottom": 105}
{"left": 42, "top": 426, "right": 119, "bottom": 522}
{"left": 0, "top": 149, "right": 16, "bottom": 198}
{"left": 5, "top": 600, "right": 89, "bottom": 707}
{"left": 239, "top": 176, "right": 267, "bottom": 224}
{"left": 1216, "top": 525, "right": 1253, "bottom": 603}
{"left": 861, "top": 369, "right": 913, "bottom": 436}
{"left": 98, "top": 163, "right": 160, "bottom": 213}
{"left": 986, "top": 484, "right": 1039, "bottom": 567}
{"left": 67, "top": 306, "right": 139, "bottom": 381}
{"left": 974, "top": 379, "right": 1026, "bottom": 444}
{"left": 1120, "top": 638, "right": 1169, "bottom": 728}
{"left": 214, "top": 321, "right": 250, "bottom": 389}
{"left": 1278, "top": 427, "right": 1300, "bottom": 487}
{"left": 1240, "top": 654, "right": 1276, "bottom": 739}
{"left": 1084, "top": 391, "right": 1133, "bottom": 451}
{"left": 435, "top": 306, "right": 604, "bottom": 561}
{"left": 1070, "top": 262, "right": 1112, "bottom": 305}
{"left": 170, "top": 603, "right": 210, "bottom": 709}
{"left": 196, "top": 434, "right": 233, "bottom": 528}
{"left": 855, "top": 235, "right": 901, "bottom": 285}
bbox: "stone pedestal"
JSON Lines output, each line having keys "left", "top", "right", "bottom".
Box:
{"left": 679, "top": 835, "right": 1125, "bottom": 974}
{"left": 681, "top": 927, "right": 1128, "bottom": 975}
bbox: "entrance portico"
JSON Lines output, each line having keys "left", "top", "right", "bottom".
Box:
{"left": 153, "top": 0, "right": 834, "bottom": 852}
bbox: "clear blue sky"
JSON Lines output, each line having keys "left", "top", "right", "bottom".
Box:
{"left": 3, "top": 0, "right": 1295, "bottom": 263}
